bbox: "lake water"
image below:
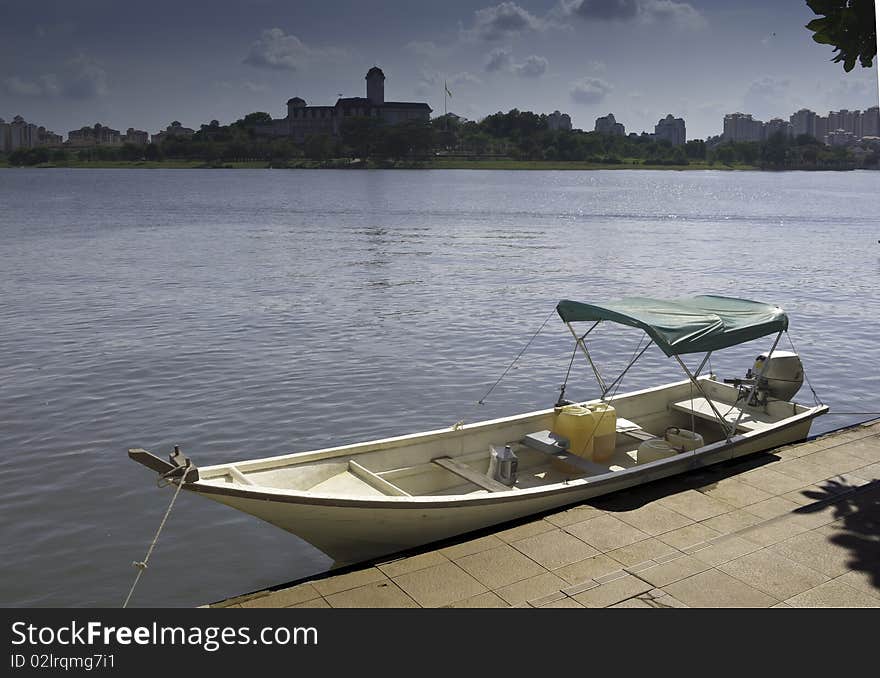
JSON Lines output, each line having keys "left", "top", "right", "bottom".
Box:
{"left": 1, "top": 168, "right": 878, "bottom": 607}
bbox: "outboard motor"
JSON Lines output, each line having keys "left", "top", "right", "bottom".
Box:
{"left": 750, "top": 350, "right": 804, "bottom": 401}
{"left": 727, "top": 350, "right": 804, "bottom": 405}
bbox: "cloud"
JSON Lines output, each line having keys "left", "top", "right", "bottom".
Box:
{"left": 570, "top": 77, "right": 613, "bottom": 104}
{"left": 416, "top": 70, "right": 481, "bottom": 97}
{"left": 462, "top": 2, "right": 546, "bottom": 41}
{"left": 35, "top": 21, "right": 76, "bottom": 38}
{"left": 485, "top": 47, "right": 513, "bottom": 72}
{"left": 825, "top": 75, "right": 877, "bottom": 109}
{"left": 558, "top": 0, "right": 706, "bottom": 29}
{"left": 484, "top": 48, "right": 548, "bottom": 77}
{"left": 217, "top": 80, "right": 270, "bottom": 93}
{"left": 513, "top": 55, "right": 549, "bottom": 78}
{"left": 742, "top": 76, "right": 792, "bottom": 120}
{"left": 2, "top": 53, "right": 107, "bottom": 99}
{"left": 2, "top": 75, "right": 51, "bottom": 96}
{"left": 563, "top": 0, "right": 638, "bottom": 21}
{"left": 62, "top": 53, "right": 108, "bottom": 99}
{"left": 449, "top": 72, "right": 482, "bottom": 87}
{"left": 404, "top": 41, "right": 453, "bottom": 60}
{"left": 243, "top": 28, "right": 346, "bottom": 70}
{"left": 640, "top": 0, "right": 707, "bottom": 30}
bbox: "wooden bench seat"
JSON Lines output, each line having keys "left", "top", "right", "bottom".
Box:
{"left": 432, "top": 456, "right": 512, "bottom": 492}
{"left": 670, "top": 397, "right": 774, "bottom": 432}
{"left": 519, "top": 432, "right": 612, "bottom": 477}
{"left": 615, "top": 418, "right": 657, "bottom": 442}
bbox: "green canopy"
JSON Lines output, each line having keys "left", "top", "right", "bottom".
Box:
{"left": 556, "top": 295, "right": 788, "bottom": 357}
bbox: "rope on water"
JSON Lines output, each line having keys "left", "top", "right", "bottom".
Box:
{"left": 122, "top": 467, "right": 187, "bottom": 608}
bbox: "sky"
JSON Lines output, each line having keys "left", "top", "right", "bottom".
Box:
{"left": 1, "top": 0, "right": 878, "bottom": 140}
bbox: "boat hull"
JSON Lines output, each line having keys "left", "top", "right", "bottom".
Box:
{"left": 190, "top": 410, "right": 821, "bottom": 566}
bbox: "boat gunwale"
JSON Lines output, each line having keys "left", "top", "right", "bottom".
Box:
{"left": 197, "top": 376, "right": 706, "bottom": 477}
{"left": 187, "top": 402, "right": 828, "bottom": 509}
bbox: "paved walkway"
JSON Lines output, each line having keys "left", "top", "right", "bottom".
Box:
{"left": 209, "top": 419, "right": 880, "bottom": 608}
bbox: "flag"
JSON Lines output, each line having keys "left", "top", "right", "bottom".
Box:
{"left": 444, "top": 81, "right": 452, "bottom": 98}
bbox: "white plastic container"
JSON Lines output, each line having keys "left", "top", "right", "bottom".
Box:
{"left": 664, "top": 427, "right": 704, "bottom": 452}
{"left": 636, "top": 439, "right": 676, "bottom": 464}
{"left": 488, "top": 445, "right": 518, "bottom": 486}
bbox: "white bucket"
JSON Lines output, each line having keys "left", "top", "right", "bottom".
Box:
{"left": 637, "top": 438, "right": 676, "bottom": 464}
{"left": 664, "top": 427, "right": 704, "bottom": 452}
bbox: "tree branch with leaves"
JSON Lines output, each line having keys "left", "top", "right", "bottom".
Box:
{"left": 805, "top": 0, "right": 877, "bottom": 71}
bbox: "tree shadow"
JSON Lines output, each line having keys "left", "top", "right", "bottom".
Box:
{"left": 793, "top": 478, "right": 880, "bottom": 588}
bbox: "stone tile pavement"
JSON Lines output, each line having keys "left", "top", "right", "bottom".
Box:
{"left": 211, "top": 419, "right": 880, "bottom": 609}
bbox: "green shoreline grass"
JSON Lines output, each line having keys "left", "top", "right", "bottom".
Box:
{"left": 0, "top": 158, "right": 760, "bottom": 170}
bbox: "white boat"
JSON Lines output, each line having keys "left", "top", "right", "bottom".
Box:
{"left": 130, "top": 295, "right": 828, "bottom": 566}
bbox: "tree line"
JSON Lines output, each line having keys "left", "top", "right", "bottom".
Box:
{"left": 3, "top": 108, "right": 877, "bottom": 169}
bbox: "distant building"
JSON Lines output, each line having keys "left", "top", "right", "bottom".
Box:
{"left": 0, "top": 115, "right": 61, "bottom": 151}
{"left": 790, "top": 109, "right": 816, "bottom": 138}
{"left": 257, "top": 67, "right": 432, "bottom": 143}
{"left": 151, "top": 121, "right": 195, "bottom": 144}
{"left": 123, "top": 128, "right": 149, "bottom": 145}
{"left": 594, "top": 113, "right": 624, "bottom": 136}
{"left": 68, "top": 123, "right": 122, "bottom": 146}
{"left": 827, "top": 109, "right": 859, "bottom": 137}
{"left": 863, "top": 106, "right": 880, "bottom": 137}
{"left": 10, "top": 115, "right": 34, "bottom": 150}
{"left": 654, "top": 114, "right": 686, "bottom": 145}
{"left": 827, "top": 129, "right": 857, "bottom": 146}
{"left": 763, "top": 118, "right": 791, "bottom": 139}
{"left": 814, "top": 116, "right": 828, "bottom": 144}
{"left": 722, "top": 113, "right": 763, "bottom": 142}
{"left": 547, "top": 110, "right": 572, "bottom": 131}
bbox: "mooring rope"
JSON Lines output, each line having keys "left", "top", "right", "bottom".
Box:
{"left": 453, "top": 306, "right": 558, "bottom": 428}
{"left": 785, "top": 332, "right": 824, "bottom": 406}
{"left": 122, "top": 470, "right": 187, "bottom": 608}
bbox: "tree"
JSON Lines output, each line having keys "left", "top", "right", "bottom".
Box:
{"left": 303, "top": 134, "right": 335, "bottom": 161}
{"left": 684, "top": 139, "right": 706, "bottom": 160}
{"left": 805, "top": 0, "right": 877, "bottom": 71}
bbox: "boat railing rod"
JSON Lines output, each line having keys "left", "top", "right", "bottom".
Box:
{"left": 730, "top": 330, "right": 783, "bottom": 431}
{"left": 601, "top": 339, "right": 654, "bottom": 400}
{"left": 672, "top": 354, "right": 734, "bottom": 440}
{"left": 566, "top": 322, "right": 607, "bottom": 394}
{"left": 694, "top": 351, "right": 713, "bottom": 378}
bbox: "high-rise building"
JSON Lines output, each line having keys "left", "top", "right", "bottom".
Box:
{"left": 123, "top": 128, "right": 149, "bottom": 145}
{"left": 814, "top": 116, "right": 828, "bottom": 144}
{"left": 723, "top": 113, "right": 763, "bottom": 142}
{"left": 595, "top": 113, "right": 625, "bottom": 136}
{"left": 0, "top": 118, "right": 9, "bottom": 153}
{"left": 654, "top": 114, "right": 686, "bottom": 145}
{"left": 862, "top": 106, "right": 880, "bottom": 137}
{"left": 790, "top": 109, "right": 816, "bottom": 138}
{"left": 547, "top": 110, "right": 572, "bottom": 131}
{"left": 827, "top": 109, "right": 860, "bottom": 136}
{"left": 764, "top": 118, "right": 791, "bottom": 139}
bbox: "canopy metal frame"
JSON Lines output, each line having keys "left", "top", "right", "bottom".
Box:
{"left": 562, "top": 320, "right": 787, "bottom": 443}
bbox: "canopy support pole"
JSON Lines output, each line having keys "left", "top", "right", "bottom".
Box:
{"left": 694, "top": 351, "right": 713, "bottom": 378}
{"left": 672, "top": 354, "right": 734, "bottom": 440}
{"left": 566, "top": 322, "right": 607, "bottom": 394}
{"left": 602, "top": 340, "right": 654, "bottom": 400}
{"left": 731, "top": 330, "right": 784, "bottom": 431}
